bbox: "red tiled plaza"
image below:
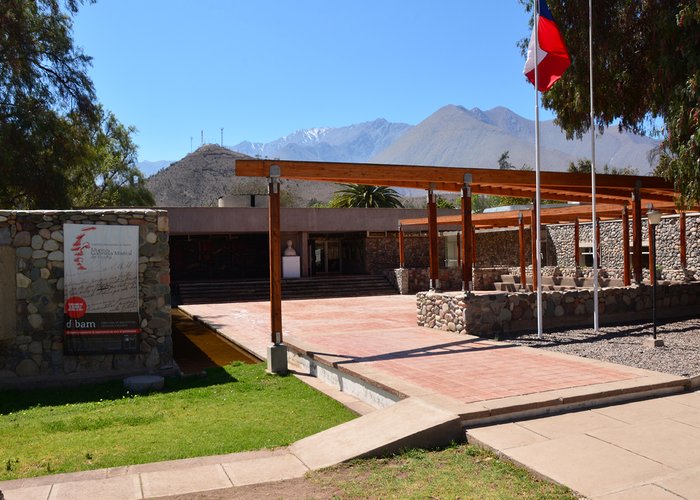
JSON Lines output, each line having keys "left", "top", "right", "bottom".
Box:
{"left": 182, "top": 295, "right": 682, "bottom": 410}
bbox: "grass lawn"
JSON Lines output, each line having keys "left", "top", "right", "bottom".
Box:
{"left": 0, "top": 362, "right": 357, "bottom": 481}
{"left": 308, "top": 445, "right": 575, "bottom": 499}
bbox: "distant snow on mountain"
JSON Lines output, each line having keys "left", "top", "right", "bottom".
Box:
{"left": 232, "top": 118, "right": 412, "bottom": 162}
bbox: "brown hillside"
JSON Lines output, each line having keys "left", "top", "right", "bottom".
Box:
{"left": 145, "top": 144, "right": 340, "bottom": 207}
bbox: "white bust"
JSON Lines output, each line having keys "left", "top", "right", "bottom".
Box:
{"left": 284, "top": 240, "right": 297, "bottom": 256}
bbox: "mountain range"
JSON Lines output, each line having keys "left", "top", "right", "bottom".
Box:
{"left": 232, "top": 118, "right": 411, "bottom": 163}
{"left": 372, "top": 105, "right": 658, "bottom": 173}
{"left": 143, "top": 105, "right": 660, "bottom": 207}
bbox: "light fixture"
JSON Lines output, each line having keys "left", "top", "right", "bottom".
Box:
{"left": 647, "top": 209, "right": 662, "bottom": 226}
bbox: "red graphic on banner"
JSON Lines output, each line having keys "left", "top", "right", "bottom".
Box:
{"left": 65, "top": 296, "right": 88, "bottom": 319}
{"left": 71, "top": 226, "right": 96, "bottom": 270}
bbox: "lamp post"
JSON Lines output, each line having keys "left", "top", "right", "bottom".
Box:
{"left": 646, "top": 209, "right": 662, "bottom": 347}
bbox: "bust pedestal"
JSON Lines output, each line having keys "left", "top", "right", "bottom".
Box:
{"left": 282, "top": 256, "right": 301, "bottom": 279}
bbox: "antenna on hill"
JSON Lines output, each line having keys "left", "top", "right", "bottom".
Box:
{"left": 201, "top": 130, "right": 204, "bottom": 146}
{"left": 220, "top": 127, "right": 224, "bottom": 146}
{"left": 190, "top": 136, "right": 193, "bottom": 152}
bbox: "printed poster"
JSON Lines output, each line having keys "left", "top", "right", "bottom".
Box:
{"left": 63, "top": 224, "right": 140, "bottom": 352}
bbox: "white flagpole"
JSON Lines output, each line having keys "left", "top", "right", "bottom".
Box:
{"left": 534, "top": 0, "right": 543, "bottom": 339}
{"left": 589, "top": 0, "right": 599, "bottom": 332}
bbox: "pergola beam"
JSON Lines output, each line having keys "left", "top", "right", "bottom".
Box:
{"left": 399, "top": 203, "right": 636, "bottom": 230}
{"left": 234, "top": 159, "right": 682, "bottom": 208}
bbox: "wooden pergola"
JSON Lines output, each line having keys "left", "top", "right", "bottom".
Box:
{"left": 234, "top": 158, "right": 688, "bottom": 373}
{"left": 398, "top": 202, "right": 675, "bottom": 291}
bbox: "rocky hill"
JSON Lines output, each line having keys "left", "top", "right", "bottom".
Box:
{"left": 145, "top": 145, "right": 340, "bottom": 207}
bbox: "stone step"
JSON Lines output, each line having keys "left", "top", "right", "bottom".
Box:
{"left": 174, "top": 275, "right": 398, "bottom": 305}
{"left": 497, "top": 274, "right": 626, "bottom": 292}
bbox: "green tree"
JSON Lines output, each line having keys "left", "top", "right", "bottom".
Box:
{"left": 566, "top": 159, "right": 638, "bottom": 176}
{"left": 518, "top": 1, "right": 700, "bottom": 205}
{"left": 498, "top": 150, "right": 515, "bottom": 170}
{"left": 328, "top": 184, "right": 404, "bottom": 208}
{"left": 71, "top": 109, "right": 155, "bottom": 207}
{"left": 0, "top": 0, "right": 152, "bottom": 208}
{"left": 435, "top": 195, "right": 456, "bottom": 209}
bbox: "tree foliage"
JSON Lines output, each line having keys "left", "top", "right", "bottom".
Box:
{"left": 71, "top": 109, "right": 154, "bottom": 207}
{"left": 518, "top": 1, "right": 700, "bottom": 205}
{"left": 0, "top": 0, "right": 153, "bottom": 208}
{"left": 566, "top": 159, "right": 638, "bottom": 176}
{"left": 328, "top": 184, "right": 404, "bottom": 208}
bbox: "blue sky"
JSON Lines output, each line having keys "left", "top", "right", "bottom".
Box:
{"left": 73, "top": 0, "right": 551, "bottom": 162}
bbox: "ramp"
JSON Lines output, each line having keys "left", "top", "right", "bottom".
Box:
{"left": 290, "top": 397, "right": 463, "bottom": 470}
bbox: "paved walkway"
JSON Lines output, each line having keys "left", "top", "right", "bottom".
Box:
{"left": 2, "top": 295, "right": 698, "bottom": 499}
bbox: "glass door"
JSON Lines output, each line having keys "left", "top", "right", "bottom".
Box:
{"left": 310, "top": 238, "right": 342, "bottom": 274}
{"left": 326, "top": 240, "right": 341, "bottom": 273}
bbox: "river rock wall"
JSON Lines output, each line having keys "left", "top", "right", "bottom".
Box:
{"left": 0, "top": 210, "right": 171, "bottom": 384}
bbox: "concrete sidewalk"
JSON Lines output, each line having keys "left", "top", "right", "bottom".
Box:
{"left": 468, "top": 390, "right": 700, "bottom": 499}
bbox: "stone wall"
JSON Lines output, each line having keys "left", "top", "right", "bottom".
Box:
{"left": 0, "top": 210, "right": 171, "bottom": 383}
{"left": 417, "top": 282, "right": 700, "bottom": 338}
{"left": 474, "top": 228, "right": 559, "bottom": 267}
{"left": 365, "top": 232, "right": 439, "bottom": 275}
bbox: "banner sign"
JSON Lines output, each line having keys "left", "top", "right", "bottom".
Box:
{"left": 63, "top": 224, "right": 140, "bottom": 353}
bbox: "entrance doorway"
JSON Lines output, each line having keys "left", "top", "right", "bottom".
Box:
{"left": 311, "top": 238, "right": 341, "bottom": 274}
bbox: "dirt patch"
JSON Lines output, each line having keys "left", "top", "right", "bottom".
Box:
{"left": 158, "top": 475, "right": 342, "bottom": 500}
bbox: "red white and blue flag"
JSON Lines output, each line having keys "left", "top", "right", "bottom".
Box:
{"left": 524, "top": 0, "right": 571, "bottom": 92}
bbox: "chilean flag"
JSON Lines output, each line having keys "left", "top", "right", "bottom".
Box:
{"left": 524, "top": 0, "right": 571, "bottom": 92}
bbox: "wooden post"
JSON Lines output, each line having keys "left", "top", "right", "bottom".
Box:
{"left": 632, "top": 183, "right": 642, "bottom": 283}
{"left": 456, "top": 234, "right": 461, "bottom": 268}
{"left": 595, "top": 217, "right": 602, "bottom": 268}
{"left": 518, "top": 212, "right": 526, "bottom": 290}
{"left": 472, "top": 226, "right": 477, "bottom": 268}
{"left": 269, "top": 170, "right": 282, "bottom": 344}
{"left": 427, "top": 188, "right": 439, "bottom": 290}
{"left": 266, "top": 165, "right": 287, "bottom": 374}
{"left": 648, "top": 219, "right": 655, "bottom": 285}
{"left": 461, "top": 180, "right": 473, "bottom": 292}
{"left": 680, "top": 212, "right": 687, "bottom": 269}
{"left": 622, "top": 206, "right": 630, "bottom": 286}
{"left": 398, "top": 225, "right": 405, "bottom": 268}
{"left": 531, "top": 205, "right": 538, "bottom": 290}
{"left": 574, "top": 218, "right": 580, "bottom": 267}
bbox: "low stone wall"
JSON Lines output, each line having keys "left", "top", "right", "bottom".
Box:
{"left": 392, "top": 267, "right": 511, "bottom": 294}
{"left": 417, "top": 282, "right": 700, "bottom": 337}
{"left": 0, "top": 210, "right": 171, "bottom": 383}
{"left": 392, "top": 267, "right": 462, "bottom": 294}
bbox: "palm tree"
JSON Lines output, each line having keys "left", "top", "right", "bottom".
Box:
{"left": 328, "top": 184, "right": 404, "bottom": 208}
